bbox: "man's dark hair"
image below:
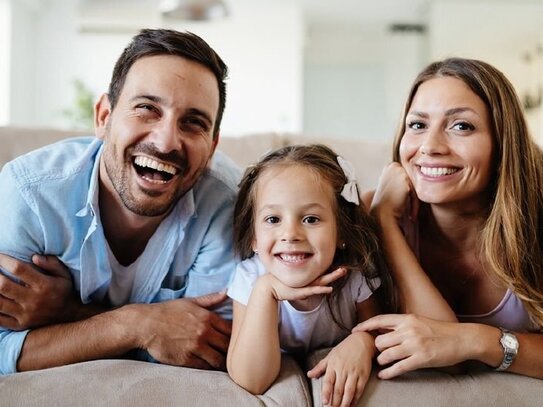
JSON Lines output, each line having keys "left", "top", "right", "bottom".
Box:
{"left": 108, "top": 28, "right": 228, "bottom": 139}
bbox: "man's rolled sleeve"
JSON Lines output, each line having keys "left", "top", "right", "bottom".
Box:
{"left": 0, "top": 329, "right": 29, "bottom": 374}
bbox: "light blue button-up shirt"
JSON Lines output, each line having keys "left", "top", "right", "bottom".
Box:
{"left": 0, "top": 136, "right": 241, "bottom": 374}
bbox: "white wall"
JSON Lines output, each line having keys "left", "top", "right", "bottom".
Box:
{"left": 0, "top": 0, "right": 10, "bottom": 125}
{"left": 7, "top": 0, "right": 304, "bottom": 135}
{"left": 304, "top": 23, "right": 425, "bottom": 142}
{"left": 428, "top": 0, "right": 543, "bottom": 141}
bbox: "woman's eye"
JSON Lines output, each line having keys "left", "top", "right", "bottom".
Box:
{"left": 264, "top": 216, "right": 280, "bottom": 224}
{"left": 407, "top": 121, "right": 426, "bottom": 130}
{"left": 451, "top": 121, "right": 474, "bottom": 131}
{"left": 303, "top": 216, "right": 320, "bottom": 224}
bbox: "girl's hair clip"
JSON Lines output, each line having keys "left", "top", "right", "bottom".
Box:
{"left": 337, "top": 156, "right": 360, "bottom": 206}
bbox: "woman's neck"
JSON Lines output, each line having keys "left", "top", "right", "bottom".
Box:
{"left": 421, "top": 203, "right": 488, "bottom": 253}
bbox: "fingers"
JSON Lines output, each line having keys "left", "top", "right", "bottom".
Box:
{"left": 0, "top": 274, "right": 26, "bottom": 301}
{"left": 31, "top": 255, "right": 70, "bottom": 279}
{"left": 191, "top": 345, "right": 227, "bottom": 371}
{"left": 340, "top": 376, "right": 357, "bottom": 407}
{"left": 378, "top": 356, "right": 418, "bottom": 379}
{"left": 352, "top": 314, "right": 402, "bottom": 333}
{"left": 0, "top": 254, "right": 40, "bottom": 286}
{"left": 321, "top": 367, "right": 335, "bottom": 406}
{"left": 0, "top": 295, "right": 20, "bottom": 318}
{"left": 0, "top": 312, "right": 20, "bottom": 330}
{"left": 209, "top": 313, "right": 232, "bottom": 338}
{"left": 314, "top": 267, "right": 347, "bottom": 287}
{"left": 206, "top": 318, "right": 232, "bottom": 354}
{"left": 307, "top": 357, "right": 327, "bottom": 379}
{"left": 190, "top": 291, "right": 228, "bottom": 309}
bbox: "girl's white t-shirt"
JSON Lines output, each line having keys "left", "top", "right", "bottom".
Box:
{"left": 227, "top": 256, "right": 379, "bottom": 353}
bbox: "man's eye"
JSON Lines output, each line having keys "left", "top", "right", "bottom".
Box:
{"left": 182, "top": 117, "right": 208, "bottom": 132}
{"left": 264, "top": 216, "right": 280, "bottom": 224}
{"left": 136, "top": 104, "right": 155, "bottom": 112}
{"left": 303, "top": 216, "right": 319, "bottom": 224}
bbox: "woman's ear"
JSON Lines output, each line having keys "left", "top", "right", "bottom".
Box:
{"left": 94, "top": 93, "right": 111, "bottom": 140}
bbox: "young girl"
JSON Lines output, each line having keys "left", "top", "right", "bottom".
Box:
{"left": 227, "top": 144, "right": 393, "bottom": 406}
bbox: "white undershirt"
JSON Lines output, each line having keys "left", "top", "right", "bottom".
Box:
{"left": 106, "top": 243, "right": 141, "bottom": 307}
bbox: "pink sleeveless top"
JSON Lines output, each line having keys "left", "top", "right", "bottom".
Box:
{"left": 401, "top": 216, "right": 539, "bottom": 332}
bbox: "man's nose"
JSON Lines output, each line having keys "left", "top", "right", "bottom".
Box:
{"left": 150, "top": 118, "right": 183, "bottom": 153}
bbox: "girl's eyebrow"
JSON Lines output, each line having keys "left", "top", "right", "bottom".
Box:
{"left": 257, "top": 202, "right": 326, "bottom": 214}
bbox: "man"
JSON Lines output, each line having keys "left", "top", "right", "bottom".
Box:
{"left": 0, "top": 29, "right": 240, "bottom": 375}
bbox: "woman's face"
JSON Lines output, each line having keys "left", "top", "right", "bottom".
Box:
{"left": 399, "top": 76, "right": 495, "bottom": 210}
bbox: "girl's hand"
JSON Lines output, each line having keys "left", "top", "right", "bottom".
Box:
{"left": 307, "top": 332, "right": 374, "bottom": 407}
{"left": 353, "top": 314, "right": 477, "bottom": 379}
{"left": 371, "top": 163, "right": 419, "bottom": 222}
{"left": 260, "top": 267, "right": 347, "bottom": 302}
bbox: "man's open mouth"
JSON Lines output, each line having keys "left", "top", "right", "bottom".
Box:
{"left": 133, "top": 156, "right": 180, "bottom": 183}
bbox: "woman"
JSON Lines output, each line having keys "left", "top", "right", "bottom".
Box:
{"left": 355, "top": 57, "right": 543, "bottom": 380}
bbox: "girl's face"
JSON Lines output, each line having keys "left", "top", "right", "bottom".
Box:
{"left": 252, "top": 164, "right": 338, "bottom": 288}
{"left": 399, "top": 76, "right": 494, "bottom": 210}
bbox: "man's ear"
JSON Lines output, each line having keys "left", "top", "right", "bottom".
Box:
{"left": 211, "top": 131, "right": 220, "bottom": 155}
{"left": 95, "top": 93, "right": 111, "bottom": 140}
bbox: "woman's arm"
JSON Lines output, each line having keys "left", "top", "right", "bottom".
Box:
{"left": 364, "top": 163, "right": 456, "bottom": 321}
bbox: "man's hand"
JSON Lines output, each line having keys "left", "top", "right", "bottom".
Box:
{"left": 134, "top": 291, "right": 232, "bottom": 370}
{"left": 0, "top": 254, "right": 79, "bottom": 330}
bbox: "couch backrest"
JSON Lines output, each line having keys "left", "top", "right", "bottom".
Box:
{"left": 0, "top": 127, "right": 391, "bottom": 192}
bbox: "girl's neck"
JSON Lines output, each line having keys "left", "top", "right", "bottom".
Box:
{"left": 289, "top": 294, "right": 324, "bottom": 312}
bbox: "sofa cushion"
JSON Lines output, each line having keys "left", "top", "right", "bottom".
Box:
{"left": 0, "top": 356, "right": 311, "bottom": 407}
{"left": 307, "top": 348, "right": 543, "bottom": 406}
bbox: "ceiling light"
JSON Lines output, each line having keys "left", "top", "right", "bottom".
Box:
{"left": 160, "top": 0, "right": 228, "bottom": 21}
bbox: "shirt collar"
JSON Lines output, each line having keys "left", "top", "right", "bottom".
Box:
{"left": 76, "top": 141, "right": 103, "bottom": 218}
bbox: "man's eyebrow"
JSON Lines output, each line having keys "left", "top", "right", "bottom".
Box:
{"left": 129, "top": 94, "right": 163, "bottom": 103}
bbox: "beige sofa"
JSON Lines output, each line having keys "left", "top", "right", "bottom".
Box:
{"left": 0, "top": 126, "right": 542, "bottom": 406}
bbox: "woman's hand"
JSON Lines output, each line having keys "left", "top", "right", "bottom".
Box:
{"left": 260, "top": 267, "right": 347, "bottom": 302}
{"left": 307, "top": 332, "right": 374, "bottom": 407}
{"left": 371, "top": 162, "right": 419, "bottom": 222}
{"left": 353, "top": 314, "right": 479, "bottom": 379}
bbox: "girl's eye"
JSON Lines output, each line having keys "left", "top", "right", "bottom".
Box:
{"left": 451, "top": 121, "right": 474, "bottom": 131}
{"left": 407, "top": 121, "right": 426, "bottom": 130}
{"left": 303, "top": 216, "right": 320, "bottom": 224}
{"left": 264, "top": 216, "right": 280, "bottom": 224}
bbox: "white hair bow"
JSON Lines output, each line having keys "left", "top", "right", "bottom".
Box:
{"left": 337, "top": 156, "right": 360, "bottom": 206}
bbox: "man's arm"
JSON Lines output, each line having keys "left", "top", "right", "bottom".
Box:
{"left": 17, "top": 293, "right": 231, "bottom": 372}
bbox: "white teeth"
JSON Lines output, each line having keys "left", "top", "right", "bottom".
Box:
{"left": 420, "top": 166, "right": 458, "bottom": 177}
{"left": 134, "top": 156, "right": 177, "bottom": 175}
{"left": 279, "top": 254, "right": 307, "bottom": 263}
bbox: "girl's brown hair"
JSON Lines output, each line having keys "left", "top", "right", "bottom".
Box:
{"left": 233, "top": 144, "right": 396, "bottom": 322}
{"left": 393, "top": 57, "right": 543, "bottom": 326}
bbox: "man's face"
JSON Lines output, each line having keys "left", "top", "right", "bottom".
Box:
{"left": 96, "top": 54, "right": 220, "bottom": 217}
